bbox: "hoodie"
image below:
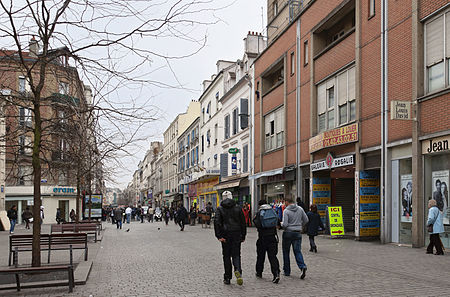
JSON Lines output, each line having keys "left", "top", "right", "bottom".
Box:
{"left": 214, "top": 198, "right": 246, "bottom": 240}
{"left": 281, "top": 204, "right": 309, "bottom": 232}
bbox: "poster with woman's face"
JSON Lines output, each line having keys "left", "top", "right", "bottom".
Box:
{"left": 400, "top": 175, "right": 412, "bottom": 222}
{"left": 432, "top": 170, "right": 449, "bottom": 225}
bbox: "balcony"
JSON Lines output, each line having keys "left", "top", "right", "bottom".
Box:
{"left": 50, "top": 93, "right": 80, "bottom": 106}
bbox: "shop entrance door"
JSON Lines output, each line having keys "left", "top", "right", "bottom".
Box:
{"left": 334, "top": 179, "right": 355, "bottom": 232}
{"left": 58, "top": 200, "right": 69, "bottom": 223}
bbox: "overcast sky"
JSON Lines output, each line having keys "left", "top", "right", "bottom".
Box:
{"left": 111, "top": 0, "right": 267, "bottom": 189}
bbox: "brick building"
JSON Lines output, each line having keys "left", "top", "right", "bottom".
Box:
{"left": 252, "top": 0, "right": 450, "bottom": 248}
{"left": 0, "top": 39, "right": 92, "bottom": 224}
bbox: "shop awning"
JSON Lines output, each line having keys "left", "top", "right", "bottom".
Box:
{"left": 214, "top": 179, "right": 241, "bottom": 191}
{"left": 249, "top": 168, "right": 284, "bottom": 180}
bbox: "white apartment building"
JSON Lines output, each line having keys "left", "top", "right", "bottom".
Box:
{"left": 216, "top": 32, "right": 266, "bottom": 205}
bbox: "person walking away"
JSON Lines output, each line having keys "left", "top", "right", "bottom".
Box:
{"left": 306, "top": 204, "right": 324, "bottom": 253}
{"left": 281, "top": 198, "right": 309, "bottom": 279}
{"left": 7, "top": 205, "right": 18, "bottom": 234}
{"left": 176, "top": 205, "right": 188, "bottom": 231}
{"left": 426, "top": 199, "right": 444, "bottom": 255}
{"left": 164, "top": 207, "right": 170, "bottom": 226}
{"left": 40, "top": 206, "right": 45, "bottom": 225}
{"left": 110, "top": 209, "right": 115, "bottom": 224}
{"left": 70, "top": 209, "right": 76, "bottom": 222}
{"left": 189, "top": 207, "right": 197, "bottom": 226}
{"left": 253, "top": 199, "right": 281, "bottom": 284}
{"left": 214, "top": 191, "right": 246, "bottom": 285}
{"left": 56, "top": 208, "right": 62, "bottom": 224}
{"left": 148, "top": 207, "right": 154, "bottom": 222}
{"left": 125, "top": 206, "right": 132, "bottom": 224}
{"left": 205, "top": 202, "right": 214, "bottom": 227}
{"left": 22, "top": 207, "right": 33, "bottom": 229}
{"left": 114, "top": 208, "right": 123, "bottom": 229}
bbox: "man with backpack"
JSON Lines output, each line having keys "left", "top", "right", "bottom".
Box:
{"left": 253, "top": 199, "right": 280, "bottom": 284}
{"left": 214, "top": 191, "right": 246, "bottom": 285}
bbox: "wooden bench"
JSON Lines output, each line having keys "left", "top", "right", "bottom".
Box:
{"left": 64, "top": 220, "right": 103, "bottom": 232}
{"left": 51, "top": 223, "right": 98, "bottom": 242}
{"left": 0, "top": 265, "right": 74, "bottom": 293}
{"left": 9, "top": 233, "right": 88, "bottom": 267}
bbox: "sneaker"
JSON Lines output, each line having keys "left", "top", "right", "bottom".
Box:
{"left": 234, "top": 271, "right": 243, "bottom": 286}
{"left": 10, "top": 231, "right": 14, "bottom": 234}
{"left": 255, "top": 272, "right": 262, "bottom": 278}
{"left": 272, "top": 274, "right": 280, "bottom": 284}
{"left": 300, "top": 267, "right": 307, "bottom": 279}
{"left": 223, "top": 278, "right": 231, "bottom": 285}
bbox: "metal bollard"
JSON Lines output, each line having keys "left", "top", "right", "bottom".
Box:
{"left": 69, "top": 245, "right": 73, "bottom": 266}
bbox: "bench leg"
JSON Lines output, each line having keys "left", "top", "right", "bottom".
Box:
{"left": 85, "top": 247, "right": 88, "bottom": 261}
{"left": 48, "top": 249, "right": 51, "bottom": 264}
{"left": 15, "top": 273, "right": 20, "bottom": 292}
{"left": 8, "top": 251, "right": 11, "bottom": 266}
{"left": 95, "top": 233, "right": 97, "bottom": 243}
{"left": 68, "top": 266, "right": 74, "bottom": 293}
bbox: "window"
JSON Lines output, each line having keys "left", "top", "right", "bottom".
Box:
{"left": 206, "top": 102, "right": 211, "bottom": 119}
{"left": 240, "top": 98, "right": 249, "bottom": 129}
{"left": 232, "top": 108, "right": 239, "bottom": 135}
{"left": 60, "top": 139, "right": 67, "bottom": 160}
{"left": 243, "top": 144, "right": 248, "bottom": 173}
{"left": 262, "top": 60, "right": 284, "bottom": 95}
{"left": 19, "top": 107, "right": 32, "bottom": 127}
{"left": 19, "top": 135, "right": 25, "bottom": 155}
{"left": 187, "top": 152, "right": 190, "bottom": 168}
{"left": 317, "top": 66, "right": 356, "bottom": 132}
{"left": 214, "top": 123, "right": 218, "bottom": 145}
{"left": 201, "top": 135, "right": 204, "bottom": 152}
{"left": 19, "top": 76, "right": 26, "bottom": 93}
{"left": 304, "top": 40, "right": 309, "bottom": 66}
{"left": 425, "top": 12, "right": 450, "bottom": 93}
{"left": 224, "top": 115, "right": 230, "bottom": 139}
{"left": 206, "top": 130, "right": 211, "bottom": 146}
{"left": 187, "top": 134, "right": 190, "bottom": 148}
{"left": 265, "top": 107, "right": 284, "bottom": 152}
{"left": 290, "top": 52, "right": 295, "bottom": 75}
{"left": 18, "top": 166, "right": 25, "bottom": 185}
{"left": 58, "top": 110, "right": 66, "bottom": 124}
{"left": 191, "top": 130, "right": 195, "bottom": 142}
{"left": 59, "top": 82, "right": 69, "bottom": 95}
{"left": 369, "top": 0, "right": 375, "bottom": 18}
{"left": 191, "top": 149, "right": 195, "bottom": 166}
{"left": 195, "top": 147, "right": 199, "bottom": 164}
{"left": 273, "top": 1, "right": 278, "bottom": 17}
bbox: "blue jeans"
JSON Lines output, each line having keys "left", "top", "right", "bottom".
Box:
{"left": 10, "top": 219, "right": 16, "bottom": 233}
{"left": 282, "top": 231, "right": 306, "bottom": 275}
{"left": 116, "top": 219, "right": 122, "bottom": 229}
{"left": 126, "top": 214, "right": 131, "bottom": 223}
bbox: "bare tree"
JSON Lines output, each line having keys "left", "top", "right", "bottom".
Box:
{"left": 0, "top": 0, "right": 220, "bottom": 267}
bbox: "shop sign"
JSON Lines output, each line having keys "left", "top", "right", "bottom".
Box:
{"left": 228, "top": 148, "right": 239, "bottom": 154}
{"left": 312, "top": 177, "right": 331, "bottom": 222}
{"left": 422, "top": 135, "right": 450, "bottom": 155}
{"left": 309, "top": 123, "right": 358, "bottom": 153}
{"left": 390, "top": 101, "right": 412, "bottom": 120}
{"left": 327, "top": 206, "right": 345, "bottom": 236}
{"left": 231, "top": 155, "right": 237, "bottom": 175}
{"left": 310, "top": 155, "right": 354, "bottom": 172}
{"left": 359, "top": 171, "right": 380, "bottom": 237}
{"left": 1, "top": 185, "right": 3, "bottom": 193}
{"left": 52, "top": 187, "right": 76, "bottom": 194}
{"left": 83, "top": 194, "right": 103, "bottom": 218}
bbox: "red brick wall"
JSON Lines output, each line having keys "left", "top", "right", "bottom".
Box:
{"left": 420, "top": 0, "right": 450, "bottom": 19}
{"left": 420, "top": 94, "right": 450, "bottom": 134}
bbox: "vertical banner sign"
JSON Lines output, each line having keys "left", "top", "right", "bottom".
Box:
{"left": 312, "top": 177, "right": 331, "bottom": 224}
{"left": 327, "top": 206, "right": 345, "bottom": 237}
{"left": 359, "top": 171, "right": 380, "bottom": 236}
{"left": 355, "top": 171, "right": 360, "bottom": 237}
{"left": 231, "top": 154, "right": 237, "bottom": 175}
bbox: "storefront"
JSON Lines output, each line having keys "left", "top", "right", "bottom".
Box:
{"left": 5, "top": 185, "right": 78, "bottom": 224}
{"left": 196, "top": 177, "right": 219, "bottom": 210}
{"left": 214, "top": 174, "right": 250, "bottom": 207}
{"left": 422, "top": 134, "right": 450, "bottom": 248}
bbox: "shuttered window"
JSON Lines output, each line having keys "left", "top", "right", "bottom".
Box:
{"left": 243, "top": 144, "right": 248, "bottom": 173}
{"left": 220, "top": 153, "right": 228, "bottom": 179}
{"left": 224, "top": 115, "right": 230, "bottom": 139}
{"left": 240, "top": 98, "right": 249, "bottom": 129}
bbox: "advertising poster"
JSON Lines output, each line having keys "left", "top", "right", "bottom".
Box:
{"left": 359, "top": 171, "right": 380, "bottom": 237}
{"left": 400, "top": 174, "right": 412, "bottom": 222}
{"left": 327, "top": 206, "right": 345, "bottom": 237}
{"left": 432, "top": 170, "right": 449, "bottom": 225}
{"left": 84, "top": 194, "right": 103, "bottom": 218}
{"left": 312, "top": 177, "right": 331, "bottom": 223}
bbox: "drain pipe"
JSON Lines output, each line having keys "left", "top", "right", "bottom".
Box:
{"left": 380, "top": 0, "right": 389, "bottom": 243}
{"left": 296, "top": 18, "right": 302, "bottom": 201}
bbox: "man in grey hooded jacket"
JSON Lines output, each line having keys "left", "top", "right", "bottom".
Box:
{"left": 281, "top": 198, "right": 309, "bottom": 279}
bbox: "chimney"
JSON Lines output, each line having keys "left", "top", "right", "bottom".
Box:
{"left": 29, "top": 36, "right": 39, "bottom": 57}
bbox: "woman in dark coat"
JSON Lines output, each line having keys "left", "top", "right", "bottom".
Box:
{"left": 306, "top": 204, "right": 324, "bottom": 253}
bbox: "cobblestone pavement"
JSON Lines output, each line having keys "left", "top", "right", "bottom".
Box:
{"left": 2, "top": 220, "right": 450, "bottom": 296}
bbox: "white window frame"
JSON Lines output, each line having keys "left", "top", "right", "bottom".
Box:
{"left": 232, "top": 108, "right": 239, "bottom": 135}
{"left": 59, "top": 82, "right": 69, "bottom": 95}
{"left": 369, "top": 0, "right": 375, "bottom": 18}
{"left": 264, "top": 107, "right": 284, "bottom": 152}
{"left": 317, "top": 66, "right": 356, "bottom": 133}
{"left": 424, "top": 11, "right": 450, "bottom": 94}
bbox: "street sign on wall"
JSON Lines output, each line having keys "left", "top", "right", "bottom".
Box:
{"left": 391, "top": 101, "right": 412, "bottom": 120}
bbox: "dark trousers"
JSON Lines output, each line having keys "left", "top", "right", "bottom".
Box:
{"left": 282, "top": 231, "right": 306, "bottom": 275}
{"left": 221, "top": 232, "right": 242, "bottom": 280}
{"left": 116, "top": 219, "right": 122, "bottom": 229}
{"left": 140, "top": 215, "right": 144, "bottom": 223}
{"left": 256, "top": 235, "right": 280, "bottom": 276}
{"left": 178, "top": 219, "right": 185, "bottom": 230}
{"left": 309, "top": 235, "right": 316, "bottom": 249}
{"left": 427, "top": 234, "right": 444, "bottom": 254}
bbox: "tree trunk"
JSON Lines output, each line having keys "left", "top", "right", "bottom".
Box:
{"left": 76, "top": 172, "right": 80, "bottom": 223}
{"left": 31, "top": 97, "right": 42, "bottom": 267}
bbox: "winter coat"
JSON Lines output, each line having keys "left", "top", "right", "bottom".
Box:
{"left": 281, "top": 204, "right": 309, "bottom": 232}
{"left": 253, "top": 204, "right": 278, "bottom": 237}
{"left": 22, "top": 210, "right": 32, "bottom": 220}
{"left": 306, "top": 211, "right": 324, "bottom": 236}
{"left": 177, "top": 206, "right": 188, "bottom": 220}
{"left": 7, "top": 208, "right": 18, "bottom": 220}
{"left": 214, "top": 198, "right": 246, "bottom": 240}
{"left": 114, "top": 209, "right": 123, "bottom": 221}
{"left": 427, "top": 206, "right": 444, "bottom": 234}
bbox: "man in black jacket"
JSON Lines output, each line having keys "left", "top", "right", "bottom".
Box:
{"left": 214, "top": 192, "right": 246, "bottom": 285}
{"left": 7, "top": 205, "right": 18, "bottom": 234}
{"left": 253, "top": 199, "right": 280, "bottom": 283}
{"left": 176, "top": 204, "right": 188, "bottom": 231}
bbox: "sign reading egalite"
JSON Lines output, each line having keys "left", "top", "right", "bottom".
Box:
{"left": 391, "top": 101, "right": 412, "bottom": 120}
{"left": 327, "top": 206, "right": 345, "bottom": 237}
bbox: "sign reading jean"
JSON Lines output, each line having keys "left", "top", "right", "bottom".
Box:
{"left": 359, "top": 171, "right": 380, "bottom": 237}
